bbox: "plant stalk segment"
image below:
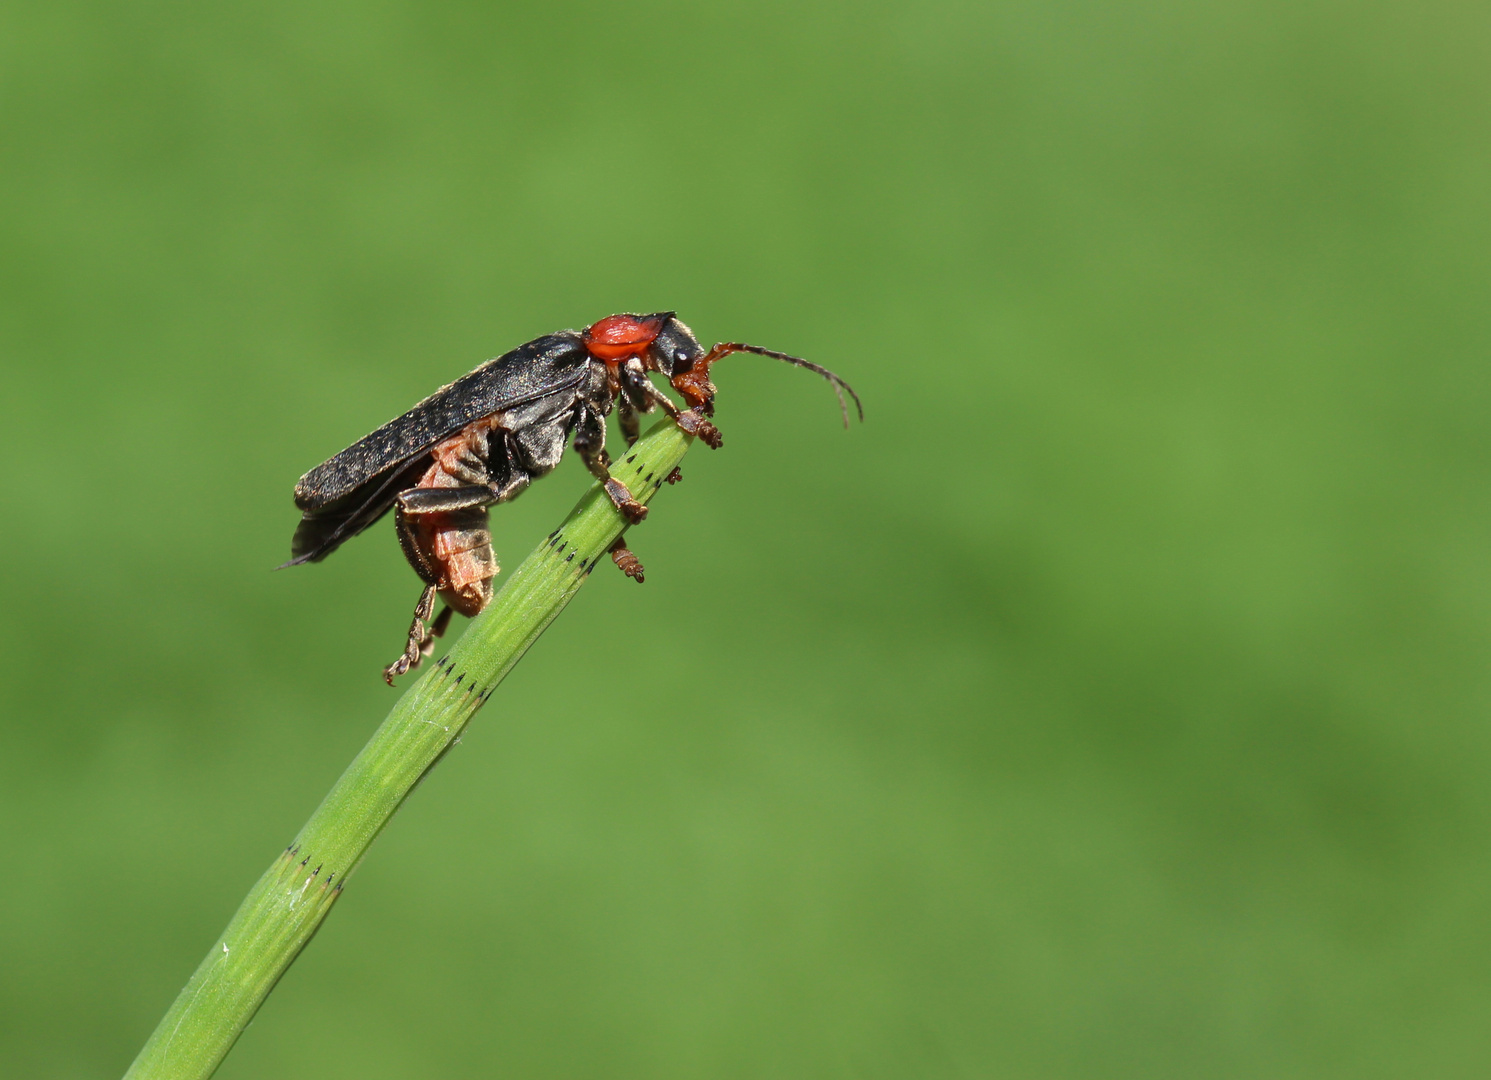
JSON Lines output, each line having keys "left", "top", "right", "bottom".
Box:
{"left": 124, "top": 417, "right": 694, "bottom": 1080}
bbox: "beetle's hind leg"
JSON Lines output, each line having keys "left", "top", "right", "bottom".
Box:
{"left": 417, "top": 603, "right": 455, "bottom": 661}
{"left": 396, "top": 485, "right": 496, "bottom": 514}
{"left": 384, "top": 587, "right": 454, "bottom": 686}
{"left": 385, "top": 584, "right": 440, "bottom": 685}
{"left": 428, "top": 604, "right": 454, "bottom": 641}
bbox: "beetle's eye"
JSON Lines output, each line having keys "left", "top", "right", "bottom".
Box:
{"left": 674, "top": 349, "right": 690, "bottom": 365}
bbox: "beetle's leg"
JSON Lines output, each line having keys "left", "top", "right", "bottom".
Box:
{"left": 624, "top": 382, "right": 683, "bottom": 480}
{"left": 396, "top": 485, "right": 496, "bottom": 514}
{"left": 609, "top": 536, "right": 645, "bottom": 583}
{"left": 385, "top": 584, "right": 438, "bottom": 685}
{"left": 394, "top": 503, "right": 441, "bottom": 590}
{"left": 420, "top": 604, "right": 455, "bottom": 658}
{"left": 638, "top": 379, "right": 681, "bottom": 420}
{"left": 674, "top": 408, "right": 721, "bottom": 450}
{"left": 640, "top": 381, "right": 721, "bottom": 450}
{"left": 617, "top": 396, "right": 641, "bottom": 447}
{"left": 432, "top": 426, "right": 492, "bottom": 486}
{"left": 445, "top": 458, "right": 488, "bottom": 485}
{"left": 387, "top": 489, "right": 492, "bottom": 684}
{"left": 573, "top": 407, "right": 648, "bottom": 524}
{"left": 394, "top": 487, "right": 496, "bottom": 595}
{"left": 592, "top": 457, "right": 649, "bottom": 525}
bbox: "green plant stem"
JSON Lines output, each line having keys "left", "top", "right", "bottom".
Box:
{"left": 124, "top": 417, "right": 694, "bottom": 1080}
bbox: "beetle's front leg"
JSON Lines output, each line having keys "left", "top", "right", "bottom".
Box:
{"left": 573, "top": 407, "right": 648, "bottom": 524}
{"left": 640, "top": 381, "right": 721, "bottom": 450}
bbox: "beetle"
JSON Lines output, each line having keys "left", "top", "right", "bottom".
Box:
{"left": 285, "top": 313, "right": 862, "bottom": 683}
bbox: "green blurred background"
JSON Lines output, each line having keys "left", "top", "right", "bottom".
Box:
{"left": 2, "top": 1, "right": 1488, "bottom": 1076}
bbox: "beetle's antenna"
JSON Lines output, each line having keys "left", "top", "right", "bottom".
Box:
{"left": 701, "top": 343, "right": 864, "bottom": 427}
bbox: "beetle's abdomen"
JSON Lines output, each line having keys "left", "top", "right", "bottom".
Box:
{"left": 434, "top": 523, "right": 496, "bottom": 616}
{"left": 397, "top": 390, "right": 597, "bottom": 619}
{"left": 405, "top": 502, "right": 496, "bottom": 617}
{"left": 433, "top": 511, "right": 496, "bottom": 613}
{"left": 408, "top": 424, "right": 504, "bottom": 616}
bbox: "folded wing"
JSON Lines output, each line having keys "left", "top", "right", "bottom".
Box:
{"left": 285, "top": 332, "right": 590, "bottom": 566}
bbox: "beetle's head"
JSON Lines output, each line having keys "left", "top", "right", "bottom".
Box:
{"left": 641, "top": 316, "right": 718, "bottom": 411}
{"left": 647, "top": 315, "right": 709, "bottom": 379}
{"left": 583, "top": 312, "right": 863, "bottom": 426}
{"left": 664, "top": 327, "right": 863, "bottom": 427}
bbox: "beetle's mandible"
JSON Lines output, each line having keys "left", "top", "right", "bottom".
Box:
{"left": 284, "top": 313, "right": 862, "bottom": 683}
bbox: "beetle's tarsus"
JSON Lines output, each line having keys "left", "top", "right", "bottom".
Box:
{"left": 665, "top": 467, "right": 683, "bottom": 485}
{"left": 384, "top": 584, "right": 443, "bottom": 685}
{"left": 609, "top": 537, "right": 645, "bottom": 583}
{"left": 675, "top": 409, "right": 722, "bottom": 449}
{"left": 603, "top": 478, "right": 649, "bottom": 524}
